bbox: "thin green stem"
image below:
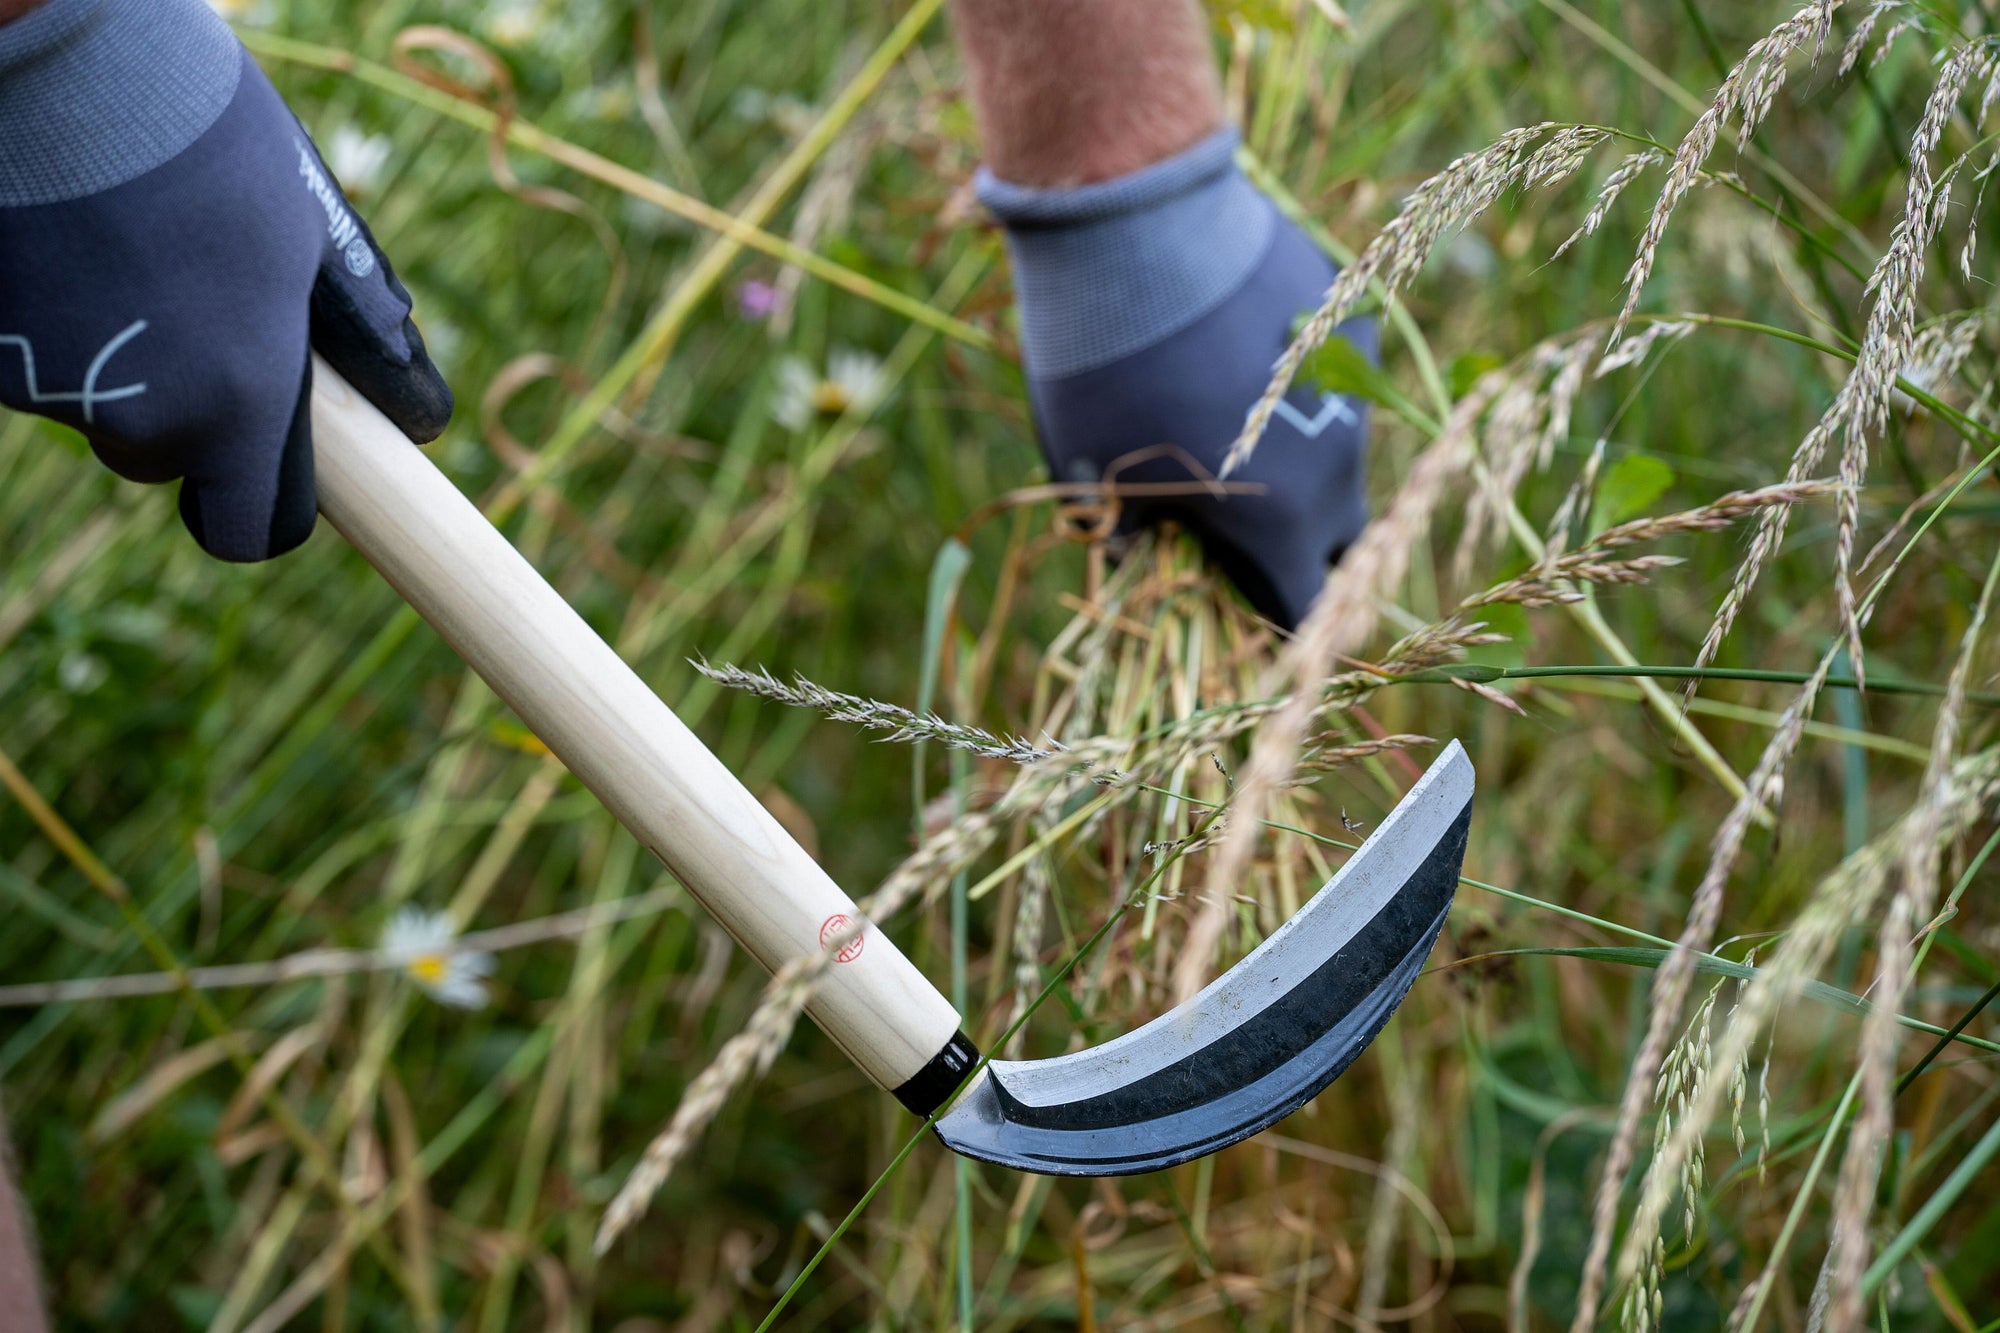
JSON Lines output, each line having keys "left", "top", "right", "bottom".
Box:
{"left": 1477, "top": 947, "right": 2000, "bottom": 1054}
{"left": 1675, "top": 313, "right": 2000, "bottom": 445}
{"left": 1897, "top": 978, "right": 2000, "bottom": 1095}
{"left": 1389, "top": 661, "right": 1997, "bottom": 705}
{"left": 1677, "top": 0, "right": 1731, "bottom": 79}
{"left": 1250, "top": 149, "right": 1758, "bottom": 813}
{"left": 1739, "top": 1074, "right": 1864, "bottom": 1333}
{"left": 1129, "top": 781, "right": 1681, "bottom": 949}
{"left": 490, "top": 0, "right": 951, "bottom": 522}
{"left": 1535, "top": 0, "right": 1870, "bottom": 255}
{"left": 238, "top": 29, "right": 991, "bottom": 352}
{"left": 0, "top": 744, "right": 425, "bottom": 1306}
{"left": 1863, "top": 1112, "right": 2000, "bottom": 1294}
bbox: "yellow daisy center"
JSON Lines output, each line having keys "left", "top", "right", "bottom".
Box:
{"left": 408, "top": 954, "right": 450, "bottom": 986}
{"left": 811, "top": 380, "right": 852, "bottom": 415}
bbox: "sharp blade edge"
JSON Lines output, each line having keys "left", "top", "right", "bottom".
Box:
{"left": 933, "top": 740, "right": 1474, "bottom": 1175}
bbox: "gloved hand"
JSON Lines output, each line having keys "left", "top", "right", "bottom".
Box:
{"left": 979, "top": 128, "right": 1373, "bottom": 631}
{"left": 0, "top": 0, "right": 450, "bottom": 562}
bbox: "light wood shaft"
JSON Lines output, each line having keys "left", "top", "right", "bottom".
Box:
{"left": 307, "top": 358, "right": 961, "bottom": 1092}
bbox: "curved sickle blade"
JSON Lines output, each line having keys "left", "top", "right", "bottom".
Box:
{"left": 934, "top": 740, "right": 1473, "bottom": 1176}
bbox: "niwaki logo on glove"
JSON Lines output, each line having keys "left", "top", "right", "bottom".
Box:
{"left": 296, "top": 141, "right": 377, "bottom": 278}
{"left": 0, "top": 322, "right": 150, "bottom": 426}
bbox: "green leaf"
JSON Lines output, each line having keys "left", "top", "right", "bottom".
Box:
{"left": 1448, "top": 350, "right": 1505, "bottom": 398}
{"left": 1297, "top": 335, "right": 1398, "bottom": 407}
{"left": 917, "top": 537, "right": 972, "bottom": 718}
{"left": 912, "top": 536, "right": 974, "bottom": 834}
{"left": 1592, "top": 453, "right": 1676, "bottom": 528}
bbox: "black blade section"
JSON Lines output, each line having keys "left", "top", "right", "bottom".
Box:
{"left": 993, "top": 802, "right": 1465, "bottom": 1134}
{"left": 934, "top": 893, "right": 1453, "bottom": 1174}
{"left": 933, "top": 742, "right": 1474, "bottom": 1177}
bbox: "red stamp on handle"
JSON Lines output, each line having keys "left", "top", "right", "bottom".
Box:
{"left": 819, "top": 913, "right": 865, "bottom": 964}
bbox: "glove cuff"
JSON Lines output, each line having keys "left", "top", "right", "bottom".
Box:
{"left": 0, "top": 0, "right": 242, "bottom": 208}
{"left": 976, "top": 127, "right": 1276, "bottom": 380}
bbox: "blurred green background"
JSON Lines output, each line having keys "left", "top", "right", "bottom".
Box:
{"left": 4, "top": 0, "right": 2000, "bottom": 1328}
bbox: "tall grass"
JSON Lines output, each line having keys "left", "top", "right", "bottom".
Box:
{"left": 3, "top": 0, "right": 1999, "bottom": 1327}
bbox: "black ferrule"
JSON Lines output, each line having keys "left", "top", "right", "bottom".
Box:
{"left": 893, "top": 1030, "right": 980, "bottom": 1117}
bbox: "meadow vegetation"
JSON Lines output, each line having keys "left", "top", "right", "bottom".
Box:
{"left": 3, "top": 0, "right": 2000, "bottom": 1327}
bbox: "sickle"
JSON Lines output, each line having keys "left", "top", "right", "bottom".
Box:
{"left": 308, "top": 359, "right": 1473, "bottom": 1180}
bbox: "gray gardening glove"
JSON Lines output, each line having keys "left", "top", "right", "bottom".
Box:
{"left": 0, "top": 0, "right": 451, "bottom": 561}
{"left": 980, "top": 128, "right": 1374, "bottom": 631}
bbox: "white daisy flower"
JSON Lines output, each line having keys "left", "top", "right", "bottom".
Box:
{"left": 768, "top": 94, "right": 814, "bottom": 137}
{"left": 325, "top": 126, "right": 393, "bottom": 198}
{"left": 770, "top": 348, "right": 887, "bottom": 431}
{"left": 57, "top": 651, "right": 107, "bottom": 695}
{"left": 728, "top": 87, "right": 775, "bottom": 123}
{"left": 484, "top": 0, "right": 546, "bottom": 49}
{"left": 380, "top": 907, "right": 495, "bottom": 1010}
{"left": 771, "top": 356, "right": 820, "bottom": 430}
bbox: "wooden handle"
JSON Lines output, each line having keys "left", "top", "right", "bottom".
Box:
{"left": 308, "top": 357, "right": 962, "bottom": 1094}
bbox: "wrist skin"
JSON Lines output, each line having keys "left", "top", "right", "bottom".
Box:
{"left": 0, "top": 0, "right": 49, "bottom": 22}
{"left": 949, "top": 0, "right": 1223, "bottom": 187}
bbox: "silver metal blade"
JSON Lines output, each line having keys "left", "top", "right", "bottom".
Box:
{"left": 934, "top": 739, "right": 1473, "bottom": 1175}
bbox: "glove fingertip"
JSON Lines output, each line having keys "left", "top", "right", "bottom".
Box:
{"left": 178, "top": 362, "right": 319, "bottom": 562}
{"left": 313, "top": 272, "right": 454, "bottom": 444}
{"left": 352, "top": 316, "right": 454, "bottom": 442}
{"left": 392, "top": 319, "right": 455, "bottom": 443}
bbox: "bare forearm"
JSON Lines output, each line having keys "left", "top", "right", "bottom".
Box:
{"left": 0, "top": 1102, "right": 48, "bottom": 1333}
{"left": 948, "top": 0, "right": 1223, "bottom": 186}
{"left": 0, "top": 0, "right": 49, "bottom": 23}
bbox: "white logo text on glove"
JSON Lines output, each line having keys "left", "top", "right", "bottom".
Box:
{"left": 297, "top": 141, "right": 378, "bottom": 278}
